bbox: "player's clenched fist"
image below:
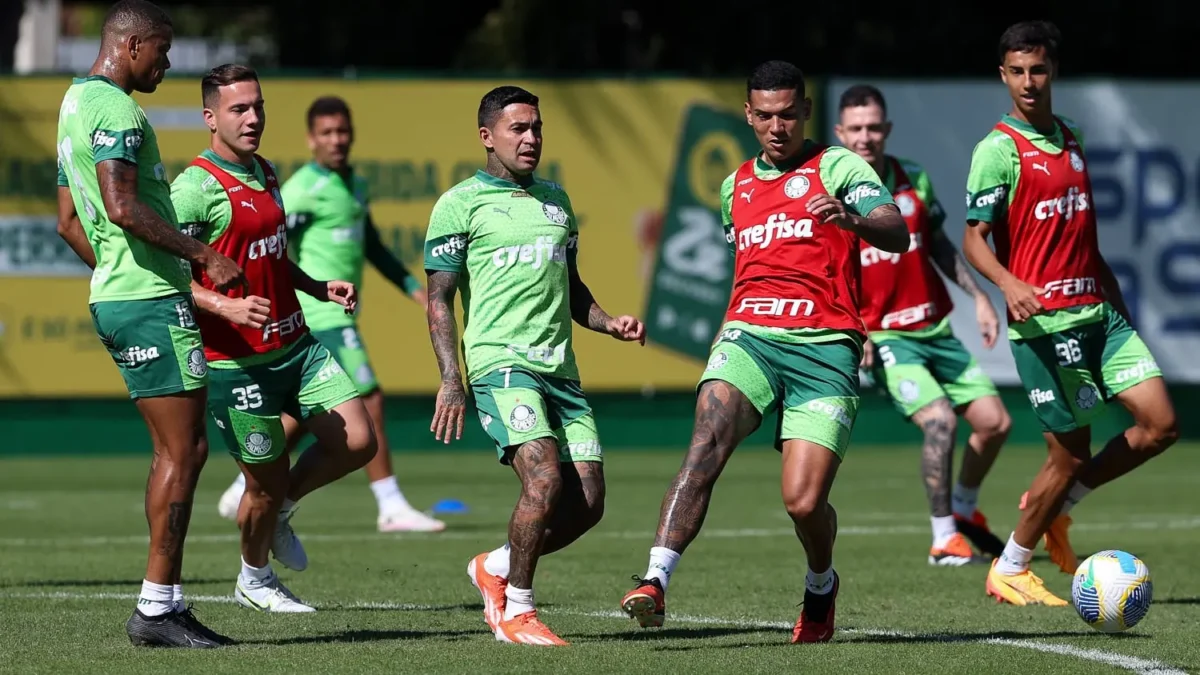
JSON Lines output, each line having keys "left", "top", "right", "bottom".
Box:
{"left": 606, "top": 315, "right": 646, "bottom": 345}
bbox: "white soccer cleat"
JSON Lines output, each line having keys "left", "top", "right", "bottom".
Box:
{"left": 217, "top": 477, "right": 245, "bottom": 521}
{"left": 234, "top": 576, "right": 316, "bottom": 613}
{"left": 271, "top": 508, "right": 308, "bottom": 571}
{"left": 378, "top": 508, "right": 447, "bottom": 533}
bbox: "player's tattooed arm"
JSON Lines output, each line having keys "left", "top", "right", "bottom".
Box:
{"left": 929, "top": 229, "right": 983, "bottom": 297}
{"left": 96, "top": 159, "right": 212, "bottom": 264}
{"left": 427, "top": 270, "right": 467, "bottom": 442}
{"left": 567, "top": 265, "right": 613, "bottom": 333}
{"left": 56, "top": 186, "right": 96, "bottom": 269}
{"left": 855, "top": 203, "right": 909, "bottom": 253}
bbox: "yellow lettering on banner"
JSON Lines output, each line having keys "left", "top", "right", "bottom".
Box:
{"left": 0, "top": 77, "right": 823, "bottom": 397}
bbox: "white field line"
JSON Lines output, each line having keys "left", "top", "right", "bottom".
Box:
{"left": 4, "top": 516, "right": 1200, "bottom": 548}
{"left": 0, "top": 591, "right": 1185, "bottom": 675}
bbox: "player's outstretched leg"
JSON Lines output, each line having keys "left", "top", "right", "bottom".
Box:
{"left": 911, "top": 399, "right": 985, "bottom": 566}
{"left": 361, "top": 389, "right": 446, "bottom": 533}
{"left": 472, "top": 459, "right": 605, "bottom": 634}
{"left": 233, "top": 453, "right": 315, "bottom": 613}
{"left": 951, "top": 395, "right": 1010, "bottom": 558}
{"left": 126, "top": 391, "right": 233, "bottom": 648}
{"left": 492, "top": 438, "right": 569, "bottom": 646}
{"left": 782, "top": 439, "right": 842, "bottom": 643}
{"left": 1024, "top": 376, "right": 1180, "bottom": 574}
{"left": 987, "top": 429, "right": 1084, "bottom": 606}
{"left": 622, "top": 381, "right": 760, "bottom": 629}
{"left": 285, "top": 397, "right": 378, "bottom": 511}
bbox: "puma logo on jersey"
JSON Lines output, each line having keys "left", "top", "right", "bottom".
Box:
{"left": 241, "top": 200, "right": 257, "bottom": 213}
{"left": 737, "top": 213, "right": 813, "bottom": 251}
{"left": 493, "top": 207, "right": 512, "bottom": 218}
{"left": 1031, "top": 161, "right": 1051, "bottom": 176}
{"left": 1034, "top": 187, "right": 1089, "bottom": 220}
{"left": 248, "top": 223, "right": 288, "bottom": 260}
{"left": 740, "top": 189, "right": 754, "bottom": 203}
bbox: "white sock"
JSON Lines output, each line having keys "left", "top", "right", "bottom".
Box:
{"left": 645, "top": 546, "right": 681, "bottom": 590}
{"left": 503, "top": 585, "right": 534, "bottom": 621}
{"left": 931, "top": 515, "right": 958, "bottom": 549}
{"left": 995, "top": 534, "right": 1034, "bottom": 575}
{"left": 483, "top": 543, "right": 511, "bottom": 579}
{"left": 137, "top": 580, "right": 175, "bottom": 617}
{"left": 232, "top": 473, "right": 246, "bottom": 489}
{"left": 951, "top": 484, "right": 980, "bottom": 519}
{"left": 1060, "top": 482, "right": 1092, "bottom": 516}
{"left": 172, "top": 584, "right": 184, "bottom": 613}
{"left": 805, "top": 566, "right": 835, "bottom": 595}
{"left": 280, "top": 498, "right": 297, "bottom": 515}
{"left": 240, "top": 557, "right": 275, "bottom": 587}
{"left": 370, "top": 476, "right": 412, "bottom": 514}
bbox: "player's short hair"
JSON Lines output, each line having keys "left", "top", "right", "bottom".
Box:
{"left": 307, "top": 96, "right": 352, "bottom": 130}
{"left": 101, "top": 0, "right": 172, "bottom": 43}
{"left": 746, "top": 61, "right": 806, "bottom": 100}
{"left": 478, "top": 86, "right": 539, "bottom": 129}
{"left": 998, "top": 20, "right": 1062, "bottom": 65}
{"left": 838, "top": 84, "right": 887, "bottom": 115}
{"left": 201, "top": 64, "right": 259, "bottom": 109}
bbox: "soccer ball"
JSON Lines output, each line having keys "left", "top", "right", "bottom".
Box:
{"left": 1071, "top": 550, "right": 1153, "bottom": 633}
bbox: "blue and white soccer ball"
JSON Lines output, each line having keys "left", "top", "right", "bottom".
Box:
{"left": 1071, "top": 550, "right": 1153, "bottom": 633}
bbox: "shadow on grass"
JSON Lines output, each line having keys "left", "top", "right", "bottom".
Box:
{"left": 328, "top": 602, "right": 558, "bottom": 613}
{"left": 0, "top": 578, "right": 226, "bottom": 589}
{"left": 1155, "top": 597, "right": 1200, "bottom": 605}
{"left": 236, "top": 629, "right": 480, "bottom": 646}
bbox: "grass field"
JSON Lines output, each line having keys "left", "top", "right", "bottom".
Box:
{"left": 1, "top": 443, "right": 1197, "bottom": 674}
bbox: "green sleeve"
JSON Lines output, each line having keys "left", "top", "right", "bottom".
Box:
{"left": 169, "top": 165, "right": 227, "bottom": 244}
{"left": 720, "top": 171, "right": 735, "bottom": 255}
{"left": 423, "top": 190, "right": 469, "bottom": 273}
{"left": 965, "top": 132, "right": 1014, "bottom": 225}
{"left": 906, "top": 162, "right": 946, "bottom": 232}
{"left": 821, "top": 147, "right": 895, "bottom": 217}
{"left": 280, "top": 175, "right": 316, "bottom": 239}
{"left": 86, "top": 90, "right": 147, "bottom": 165}
{"left": 364, "top": 212, "right": 421, "bottom": 294}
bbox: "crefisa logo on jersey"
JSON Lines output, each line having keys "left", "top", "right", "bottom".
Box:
{"left": 784, "top": 175, "right": 810, "bottom": 199}
{"left": 542, "top": 201, "right": 569, "bottom": 226}
{"left": 1069, "top": 150, "right": 1085, "bottom": 172}
{"left": 896, "top": 194, "right": 916, "bottom": 217}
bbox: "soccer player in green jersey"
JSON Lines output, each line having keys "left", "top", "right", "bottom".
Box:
{"left": 962, "top": 21, "right": 1178, "bottom": 605}
{"left": 425, "top": 86, "right": 646, "bottom": 646}
{"left": 171, "top": 65, "right": 378, "bottom": 612}
{"left": 835, "top": 84, "right": 1011, "bottom": 565}
{"left": 53, "top": 0, "right": 241, "bottom": 648}
{"left": 214, "top": 96, "right": 443, "bottom": 533}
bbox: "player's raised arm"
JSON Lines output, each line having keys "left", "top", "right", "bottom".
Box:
{"left": 56, "top": 184, "right": 96, "bottom": 269}
{"left": 363, "top": 212, "right": 426, "bottom": 305}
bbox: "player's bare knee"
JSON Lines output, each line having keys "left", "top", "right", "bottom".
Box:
{"left": 579, "top": 472, "right": 605, "bottom": 528}
{"left": 783, "top": 486, "right": 826, "bottom": 524}
{"left": 346, "top": 422, "right": 378, "bottom": 469}
{"left": 973, "top": 406, "right": 1011, "bottom": 446}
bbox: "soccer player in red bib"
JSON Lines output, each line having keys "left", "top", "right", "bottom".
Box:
{"left": 963, "top": 22, "right": 1178, "bottom": 605}
{"left": 171, "top": 65, "right": 379, "bottom": 612}
{"left": 621, "top": 61, "right": 909, "bottom": 643}
{"left": 835, "top": 84, "right": 1011, "bottom": 566}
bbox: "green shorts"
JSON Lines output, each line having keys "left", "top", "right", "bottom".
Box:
{"left": 1010, "top": 307, "right": 1162, "bottom": 433}
{"left": 207, "top": 332, "right": 360, "bottom": 463}
{"left": 699, "top": 326, "right": 860, "bottom": 458}
{"left": 312, "top": 325, "right": 378, "bottom": 396}
{"left": 471, "top": 366, "right": 603, "bottom": 465}
{"left": 871, "top": 333, "right": 999, "bottom": 418}
{"left": 90, "top": 293, "right": 208, "bottom": 399}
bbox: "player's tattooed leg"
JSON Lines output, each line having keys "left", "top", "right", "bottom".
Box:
{"left": 541, "top": 461, "right": 605, "bottom": 555}
{"left": 651, "top": 381, "right": 760, "bottom": 554}
{"left": 507, "top": 438, "right": 564, "bottom": 590}
{"left": 911, "top": 398, "right": 957, "bottom": 518}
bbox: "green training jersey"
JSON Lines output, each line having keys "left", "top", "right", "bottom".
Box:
{"left": 717, "top": 142, "right": 895, "bottom": 345}
{"left": 964, "top": 114, "right": 1103, "bottom": 338}
{"left": 424, "top": 171, "right": 580, "bottom": 383}
{"left": 282, "top": 162, "right": 420, "bottom": 331}
{"left": 55, "top": 75, "right": 190, "bottom": 303}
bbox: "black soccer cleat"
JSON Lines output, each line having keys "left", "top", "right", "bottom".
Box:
{"left": 955, "top": 511, "right": 1006, "bottom": 558}
{"left": 176, "top": 605, "right": 236, "bottom": 646}
{"left": 125, "top": 608, "right": 224, "bottom": 648}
